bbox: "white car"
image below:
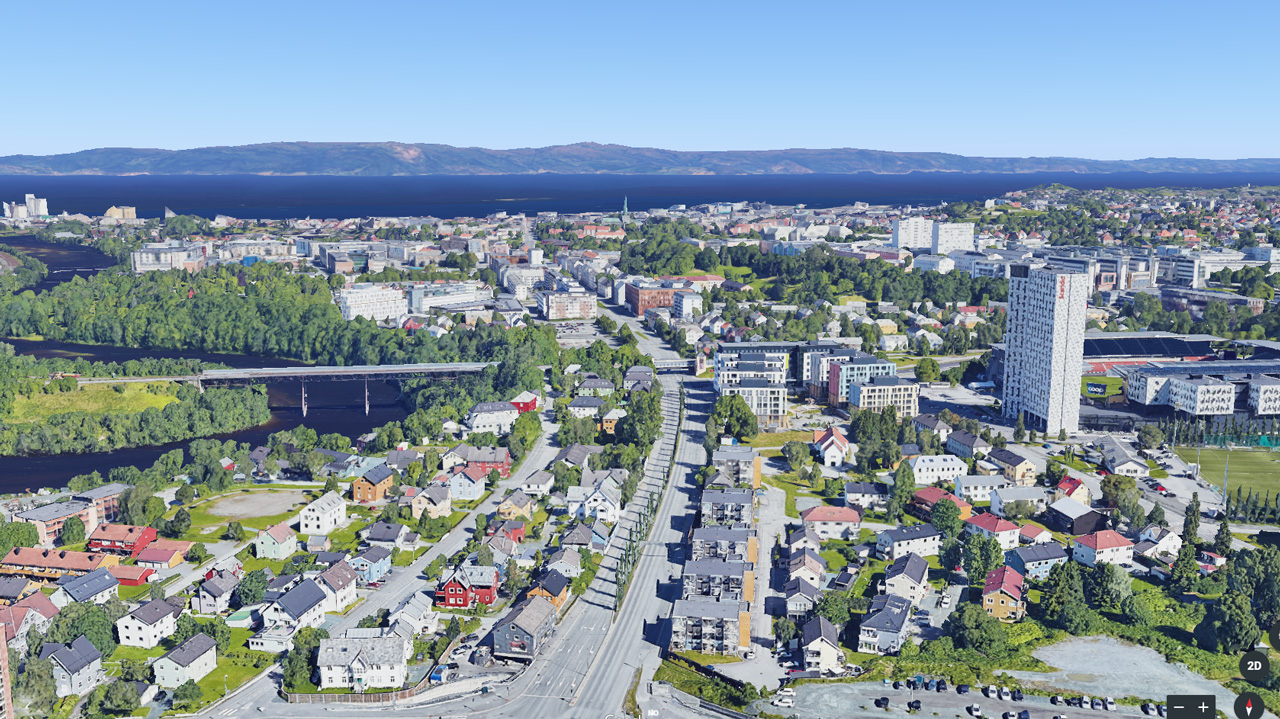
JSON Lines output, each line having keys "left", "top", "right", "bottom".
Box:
{"left": 778, "top": 688, "right": 796, "bottom": 697}
{"left": 999, "top": 687, "right": 1011, "bottom": 701}
{"left": 1105, "top": 698, "right": 1116, "bottom": 711}
{"left": 773, "top": 697, "right": 795, "bottom": 708}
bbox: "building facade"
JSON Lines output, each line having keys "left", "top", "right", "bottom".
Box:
{"left": 1003, "top": 265, "right": 1088, "bottom": 434}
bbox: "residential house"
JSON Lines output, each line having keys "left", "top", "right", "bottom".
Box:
{"left": 410, "top": 485, "right": 451, "bottom": 520}
{"left": 982, "top": 566, "right": 1025, "bottom": 621}
{"left": 509, "top": 390, "right": 540, "bottom": 414}
{"left": 964, "top": 513, "right": 1022, "bottom": 551}
{"left": 116, "top": 599, "right": 183, "bottom": 649}
{"left": 0, "top": 593, "right": 57, "bottom": 654}
{"left": 912, "top": 414, "right": 952, "bottom": 443}
{"left": 528, "top": 570, "right": 571, "bottom": 611}
{"left": 1019, "top": 524, "right": 1051, "bottom": 545}
{"left": 497, "top": 490, "right": 536, "bottom": 522}
{"left": 986, "top": 448, "right": 1036, "bottom": 485}
{"left": 1007, "top": 543, "right": 1069, "bottom": 581}
{"left": 710, "top": 447, "right": 763, "bottom": 490}
{"left": 300, "top": 492, "right": 347, "bottom": 536}
{"left": 15, "top": 501, "right": 101, "bottom": 546}
{"left": 800, "top": 616, "right": 843, "bottom": 673}
{"left": 50, "top": 567, "right": 118, "bottom": 609}
{"left": 200, "top": 554, "right": 239, "bottom": 582}
{"left": 467, "top": 402, "right": 520, "bottom": 435}
{"left": 1137, "top": 524, "right": 1182, "bottom": 562}
{"left": 843, "top": 481, "right": 889, "bottom": 510}
{"left": 254, "top": 523, "right": 298, "bottom": 561}
{"left": 559, "top": 520, "right": 609, "bottom": 552}
{"left": 362, "top": 522, "right": 418, "bottom": 552}
{"left": 193, "top": 571, "right": 239, "bottom": 614}
{"left": 876, "top": 525, "right": 943, "bottom": 560}
{"left": 670, "top": 597, "right": 750, "bottom": 656}
{"left": 265, "top": 579, "right": 329, "bottom": 632}
{"left": 690, "top": 527, "right": 757, "bottom": 563}
{"left": 1054, "top": 477, "right": 1092, "bottom": 506}
{"left": 883, "top": 553, "right": 929, "bottom": 605}
{"left": 0, "top": 577, "right": 38, "bottom": 606}
{"left": 106, "top": 563, "right": 153, "bottom": 585}
{"left": 552, "top": 444, "right": 603, "bottom": 471}
{"left": 682, "top": 559, "right": 754, "bottom": 603}
{"left": 317, "top": 636, "right": 408, "bottom": 691}
{"left": 86, "top": 524, "right": 156, "bottom": 558}
{"left": 567, "top": 474, "right": 623, "bottom": 523}
{"left": 1045, "top": 497, "right": 1107, "bottom": 535}
{"left": 783, "top": 577, "right": 821, "bottom": 620}
{"left": 521, "top": 470, "right": 555, "bottom": 498}
{"left": 135, "top": 546, "right": 185, "bottom": 570}
{"left": 0, "top": 547, "right": 118, "bottom": 582}
{"left": 352, "top": 466, "right": 394, "bottom": 503}
{"left": 40, "top": 635, "right": 103, "bottom": 697}
{"left": 700, "top": 489, "right": 753, "bottom": 527}
{"left": 493, "top": 596, "right": 557, "bottom": 661}
{"left": 389, "top": 590, "right": 440, "bottom": 637}
{"left": 909, "top": 487, "right": 973, "bottom": 522}
{"left": 1099, "top": 436, "right": 1149, "bottom": 477}
{"left": 575, "top": 378, "right": 616, "bottom": 397}
{"left": 858, "top": 594, "right": 910, "bottom": 655}
{"left": 622, "top": 366, "right": 656, "bottom": 391}
{"left": 785, "top": 527, "right": 822, "bottom": 556}
{"left": 799, "top": 505, "right": 861, "bottom": 540}
{"left": 436, "top": 565, "right": 500, "bottom": 608}
{"left": 788, "top": 549, "right": 826, "bottom": 588}
{"left": 908, "top": 455, "right": 968, "bottom": 485}
{"left": 319, "top": 560, "right": 358, "bottom": 613}
{"left": 946, "top": 430, "right": 991, "bottom": 458}
{"left": 1071, "top": 530, "right": 1134, "bottom": 567}
{"left": 597, "top": 408, "right": 626, "bottom": 434}
{"left": 442, "top": 445, "right": 513, "bottom": 476}
{"left": 446, "top": 470, "right": 485, "bottom": 502}
{"left": 954, "top": 475, "right": 1010, "bottom": 504}
{"left": 490, "top": 520, "right": 526, "bottom": 545}
{"left": 990, "top": 487, "right": 1052, "bottom": 519}
{"left": 567, "top": 396, "right": 606, "bottom": 419}
{"left": 545, "top": 548, "right": 583, "bottom": 579}
{"left": 349, "top": 546, "right": 393, "bottom": 585}
{"left": 153, "top": 633, "right": 217, "bottom": 688}
{"left": 811, "top": 427, "right": 852, "bottom": 467}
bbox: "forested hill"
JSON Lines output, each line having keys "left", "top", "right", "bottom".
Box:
{"left": 4, "top": 142, "right": 1280, "bottom": 176}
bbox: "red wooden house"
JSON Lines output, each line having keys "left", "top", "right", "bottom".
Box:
{"left": 509, "top": 391, "right": 539, "bottom": 415}
{"left": 488, "top": 520, "right": 526, "bottom": 545}
{"left": 436, "top": 565, "right": 500, "bottom": 608}
{"left": 87, "top": 524, "right": 157, "bottom": 558}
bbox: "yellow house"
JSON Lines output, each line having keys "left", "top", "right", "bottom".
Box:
{"left": 409, "top": 485, "right": 452, "bottom": 520}
{"left": 497, "top": 490, "right": 535, "bottom": 521}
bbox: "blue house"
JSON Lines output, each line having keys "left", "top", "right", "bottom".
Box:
{"left": 348, "top": 546, "right": 392, "bottom": 584}
{"left": 1006, "top": 543, "right": 1069, "bottom": 581}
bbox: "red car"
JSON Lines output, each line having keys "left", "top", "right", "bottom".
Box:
{"left": 1153, "top": 485, "right": 1166, "bottom": 492}
{"left": 366, "top": 581, "right": 381, "bottom": 588}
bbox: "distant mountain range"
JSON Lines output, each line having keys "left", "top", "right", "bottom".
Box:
{"left": 3, "top": 142, "right": 1280, "bottom": 176}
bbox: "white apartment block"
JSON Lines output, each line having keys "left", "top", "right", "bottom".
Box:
{"left": 337, "top": 285, "right": 407, "bottom": 322}
{"left": 130, "top": 241, "right": 208, "bottom": 274}
{"left": 1168, "top": 376, "right": 1234, "bottom": 415}
{"left": 848, "top": 377, "right": 919, "bottom": 416}
{"left": 931, "top": 222, "right": 975, "bottom": 255}
{"left": 1250, "top": 377, "right": 1280, "bottom": 415}
{"left": 908, "top": 455, "right": 968, "bottom": 486}
{"left": 892, "top": 218, "right": 933, "bottom": 249}
{"left": 912, "top": 255, "right": 954, "bottom": 274}
{"left": 536, "top": 290, "right": 597, "bottom": 320}
{"left": 674, "top": 291, "right": 703, "bottom": 319}
{"left": 300, "top": 491, "right": 347, "bottom": 536}
{"left": 501, "top": 266, "right": 546, "bottom": 302}
{"left": 719, "top": 380, "right": 788, "bottom": 429}
{"left": 1002, "top": 265, "right": 1088, "bottom": 435}
{"left": 406, "top": 282, "right": 493, "bottom": 312}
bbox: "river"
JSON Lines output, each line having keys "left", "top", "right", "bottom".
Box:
{"left": 0, "top": 236, "right": 411, "bottom": 491}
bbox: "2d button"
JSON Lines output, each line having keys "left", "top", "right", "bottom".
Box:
{"left": 1235, "top": 693, "right": 1264, "bottom": 719}
{"left": 1240, "top": 651, "right": 1270, "bottom": 681}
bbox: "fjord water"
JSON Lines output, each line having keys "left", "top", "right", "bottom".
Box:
{"left": 3, "top": 172, "right": 1280, "bottom": 219}
{"left": 0, "top": 237, "right": 408, "bottom": 491}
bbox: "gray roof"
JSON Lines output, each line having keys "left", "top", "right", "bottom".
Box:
{"left": 693, "top": 526, "right": 753, "bottom": 543}
{"left": 160, "top": 632, "right": 216, "bottom": 668}
{"left": 0, "top": 576, "right": 32, "bottom": 600}
{"left": 547, "top": 548, "right": 582, "bottom": 569}
{"left": 948, "top": 430, "right": 988, "bottom": 448}
{"left": 201, "top": 571, "right": 239, "bottom": 598}
{"left": 498, "top": 596, "right": 557, "bottom": 635}
{"left": 384, "top": 449, "right": 422, "bottom": 471}
{"left": 1048, "top": 497, "right": 1095, "bottom": 520}
{"left": 862, "top": 594, "right": 911, "bottom": 632}
{"left": 843, "top": 481, "right": 890, "bottom": 496}
{"left": 671, "top": 597, "right": 746, "bottom": 620}
{"left": 885, "top": 552, "right": 929, "bottom": 585}
{"left": 802, "top": 616, "right": 840, "bottom": 649}
{"left": 470, "top": 401, "right": 518, "bottom": 415}
{"left": 317, "top": 637, "right": 407, "bottom": 669}
{"left": 879, "top": 524, "right": 942, "bottom": 544}
{"left": 578, "top": 378, "right": 615, "bottom": 389}
{"left": 16, "top": 500, "right": 94, "bottom": 523}
{"left": 276, "top": 578, "right": 327, "bottom": 619}
{"left": 361, "top": 465, "right": 393, "bottom": 484}
{"left": 365, "top": 521, "right": 407, "bottom": 542}
{"left": 57, "top": 567, "right": 118, "bottom": 602}
{"left": 354, "top": 546, "right": 392, "bottom": 565}
{"left": 987, "top": 447, "right": 1030, "bottom": 467}
{"left": 304, "top": 491, "right": 346, "bottom": 517}
{"left": 320, "top": 560, "right": 357, "bottom": 592}
{"left": 553, "top": 444, "right": 604, "bottom": 467}
{"left": 537, "top": 570, "right": 570, "bottom": 597}
{"left": 711, "top": 447, "right": 757, "bottom": 464}
{"left": 683, "top": 559, "right": 748, "bottom": 578}
{"left": 702, "top": 488, "right": 753, "bottom": 505}
{"left": 72, "top": 483, "right": 131, "bottom": 500}
{"left": 448, "top": 444, "right": 511, "bottom": 464}
{"left": 913, "top": 414, "right": 951, "bottom": 432}
{"left": 40, "top": 635, "right": 101, "bottom": 675}
{"left": 993, "top": 486, "right": 1049, "bottom": 503}
{"left": 129, "top": 598, "right": 183, "bottom": 626}
{"left": 787, "top": 527, "right": 822, "bottom": 547}
{"left": 783, "top": 577, "right": 821, "bottom": 601}
{"left": 568, "top": 396, "right": 605, "bottom": 408}
{"left": 1013, "top": 543, "right": 1069, "bottom": 564}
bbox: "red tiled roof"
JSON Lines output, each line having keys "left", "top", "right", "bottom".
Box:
{"left": 800, "top": 506, "right": 861, "bottom": 524}
{"left": 89, "top": 524, "right": 151, "bottom": 543}
{"left": 1074, "top": 530, "right": 1133, "bottom": 551}
{"left": 150, "top": 539, "right": 192, "bottom": 554}
{"left": 108, "top": 565, "right": 154, "bottom": 582}
{"left": 13, "top": 591, "right": 58, "bottom": 619}
{"left": 966, "top": 513, "right": 1019, "bottom": 534}
{"left": 1019, "top": 524, "right": 1047, "bottom": 539}
{"left": 2, "top": 547, "right": 106, "bottom": 572}
{"left": 263, "top": 522, "right": 296, "bottom": 544}
{"left": 812, "top": 426, "right": 848, "bottom": 449}
{"left": 983, "top": 566, "right": 1024, "bottom": 601}
{"left": 136, "top": 547, "right": 181, "bottom": 564}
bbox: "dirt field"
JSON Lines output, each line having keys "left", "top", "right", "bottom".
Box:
{"left": 206, "top": 490, "right": 307, "bottom": 519}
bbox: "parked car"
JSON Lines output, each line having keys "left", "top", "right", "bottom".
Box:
{"left": 1157, "top": 705, "right": 1166, "bottom": 717}
{"left": 937, "top": 680, "right": 948, "bottom": 693}
{"left": 778, "top": 688, "right": 796, "bottom": 697}
{"left": 1052, "top": 696, "right": 1064, "bottom": 705}
{"left": 958, "top": 685, "right": 971, "bottom": 695}
{"left": 1105, "top": 698, "right": 1116, "bottom": 711}
{"left": 774, "top": 697, "right": 795, "bottom": 708}
{"left": 969, "top": 704, "right": 983, "bottom": 717}
{"left": 1012, "top": 689, "right": 1024, "bottom": 701}
{"left": 1142, "top": 704, "right": 1155, "bottom": 714}
{"left": 1019, "top": 711, "right": 1031, "bottom": 719}
{"left": 1092, "top": 698, "right": 1103, "bottom": 710}
{"left": 909, "top": 700, "right": 923, "bottom": 711}
{"left": 999, "top": 687, "right": 1012, "bottom": 701}
{"left": 926, "top": 679, "right": 937, "bottom": 691}
{"left": 894, "top": 681, "right": 904, "bottom": 690}
{"left": 875, "top": 697, "right": 890, "bottom": 708}
{"left": 986, "top": 686, "right": 998, "bottom": 698}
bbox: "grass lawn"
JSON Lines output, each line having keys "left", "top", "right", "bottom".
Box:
{"left": 762, "top": 473, "right": 832, "bottom": 519}
{"left": 744, "top": 430, "right": 813, "bottom": 449}
{"left": 1146, "top": 459, "right": 1168, "bottom": 479}
{"left": 1081, "top": 376, "right": 1124, "bottom": 398}
{"left": 454, "top": 489, "right": 493, "bottom": 512}
{"left": 1176, "top": 446, "right": 1280, "bottom": 496}
{"left": 393, "top": 546, "right": 428, "bottom": 567}
{"left": 182, "top": 658, "right": 266, "bottom": 713}
{"left": 674, "top": 650, "right": 742, "bottom": 666}
{"left": 653, "top": 660, "right": 752, "bottom": 710}
{"left": 235, "top": 547, "right": 308, "bottom": 576}
{"left": 6, "top": 382, "right": 179, "bottom": 422}
{"left": 118, "top": 582, "right": 155, "bottom": 602}
{"left": 107, "top": 644, "right": 167, "bottom": 673}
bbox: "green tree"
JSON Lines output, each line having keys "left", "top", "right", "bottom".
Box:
{"left": 103, "top": 676, "right": 141, "bottom": 714}
{"left": 710, "top": 394, "right": 759, "bottom": 441}
{"left": 773, "top": 617, "right": 797, "bottom": 645}
{"left": 120, "top": 657, "right": 151, "bottom": 682}
{"left": 60, "top": 516, "right": 86, "bottom": 545}
{"left": 324, "top": 475, "right": 340, "bottom": 494}
{"left": 46, "top": 601, "right": 117, "bottom": 656}
{"left": 915, "top": 357, "right": 941, "bottom": 383}
{"left": 186, "top": 542, "right": 210, "bottom": 564}
{"left": 176, "top": 483, "right": 196, "bottom": 505}
{"left": 781, "top": 441, "right": 811, "bottom": 472}
{"left": 930, "top": 497, "right": 963, "bottom": 539}
{"left": 203, "top": 617, "right": 232, "bottom": 652}
{"left": 224, "top": 521, "right": 245, "bottom": 542}
{"left": 1013, "top": 414, "right": 1026, "bottom": 443}
{"left": 16, "top": 657, "right": 56, "bottom": 713}
{"left": 1086, "top": 562, "right": 1132, "bottom": 609}
{"left": 149, "top": 582, "right": 166, "bottom": 601}
{"left": 1194, "top": 590, "right": 1261, "bottom": 653}
{"left": 1041, "top": 561, "right": 1086, "bottom": 628}
{"left": 237, "top": 569, "right": 268, "bottom": 606}
{"left": 1147, "top": 503, "right": 1168, "bottom": 527}
{"left": 962, "top": 534, "right": 1002, "bottom": 584}
{"left": 1213, "top": 519, "right": 1233, "bottom": 557}
{"left": 477, "top": 544, "right": 494, "bottom": 567}
{"left": 1100, "top": 474, "right": 1137, "bottom": 508}
{"left": 1137, "top": 425, "right": 1165, "bottom": 450}
{"left": 815, "top": 591, "right": 852, "bottom": 626}
{"left": 1183, "top": 492, "right": 1201, "bottom": 545}
{"left": 1170, "top": 542, "right": 1200, "bottom": 593}
{"left": 475, "top": 514, "right": 489, "bottom": 537}
{"left": 944, "top": 604, "right": 1006, "bottom": 656}
{"left": 173, "top": 679, "right": 204, "bottom": 710}
{"left": 1122, "top": 594, "right": 1153, "bottom": 626}
{"left": 173, "top": 614, "right": 200, "bottom": 645}
{"left": 889, "top": 462, "right": 915, "bottom": 521}
{"left": 167, "top": 508, "right": 192, "bottom": 538}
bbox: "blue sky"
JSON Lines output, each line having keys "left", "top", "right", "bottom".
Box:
{"left": 4, "top": 0, "right": 1275, "bottom": 159}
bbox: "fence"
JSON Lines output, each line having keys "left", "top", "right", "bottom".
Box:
{"left": 282, "top": 666, "right": 519, "bottom": 705}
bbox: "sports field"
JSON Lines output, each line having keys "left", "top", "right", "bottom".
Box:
{"left": 1175, "top": 446, "right": 1280, "bottom": 496}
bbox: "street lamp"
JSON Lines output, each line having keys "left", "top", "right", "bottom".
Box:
{"left": 223, "top": 674, "right": 228, "bottom": 696}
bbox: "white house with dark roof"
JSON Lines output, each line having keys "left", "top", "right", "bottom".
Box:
{"left": 116, "top": 599, "right": 183, "bottom": 648}
{"left": 300, "top": 492, "right": 347, "bottom": 536}
{"left": 954, "top": 474, "right": 1010, "bottom": 503}
{"left": 800, "top": 616, "right": 843, "bottom": 673}
{"left": 194, "top": 571, "right": 239, "bottom": 614}
{"left": 154, "top": 632, "right": 217, "bottom": 688}
{"left": 883, "top": 552, "right": 928, "bottom": 605}
{"left": 858, "top": 594, "right": 910, "bottom": 655}
{"left": 317, "top": 636, "right": 408, "bottom": 691}
{"left": 908, "top": 455, "right": 968, "bottom": 485}
{"left": 467, "top": 401, "right": 520, "bottom": 435}
{"left": 843, "top": 481, "right": 889, "bottom": 510}
{"left": 50, "top": 567, "right": 118, "bottom": 608}
{"left": 41, "top": 635, "right": 104, "bottom": 697}
{"left": 946, "top": 430, "right": 991, "bottom": 458}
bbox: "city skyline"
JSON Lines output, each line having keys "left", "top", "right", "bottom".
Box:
{"left": 2, "top": 0, "right": 1277, "bottom": 160}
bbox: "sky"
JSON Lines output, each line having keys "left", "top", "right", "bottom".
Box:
{"left": 3, "top": 0, "right": 1277, "bottom": 160}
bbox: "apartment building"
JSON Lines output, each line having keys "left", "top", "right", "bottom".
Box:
{"left": 669, "top": 597, "right": 750, "bottom": 656}
{"left": 891, "top": 217, "right": 933, "bottom": 250}
{"left": 932, "top": 222, "right": 976, "bottom": 255}
{"left": 846, "top": 376, "right": 919, "bottom": 416}
{"left": 337, "top": 284, "right": 407, "bottom": 322}
{"left": 824, "top": 353, "right": 899, "bottom": 406}
{"left": 1250, "top": 376, "right": 1280, "bottom": 415}
{"left": 908, "top": 455, "right": 968, "bottom": 485}
{"left": 699, "top": 489, "right": 754, "bottom": 527}
{"left": 681, "top": 559, "right": 754, "bottom": 603}
{"left": 1002, "top": 265, "right": 1089, "bottom": 434}
{"left": 718, "top": 379, "right": 788, "bottom": 429}
{"left": 709, "top": 447, "right": 762, "bottom": 490}
{"left": 690, "top": 527, "right": 757, "bottom": 563}
{"left": 406, "top": 281, "right": 493, "bottom": 312}
{"left": 536, "top": 289, "right": 597, "bottom": 320}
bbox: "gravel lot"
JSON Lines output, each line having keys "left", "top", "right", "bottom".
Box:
{"left": 207, "top": 489, "right": 307, "bottom": 519}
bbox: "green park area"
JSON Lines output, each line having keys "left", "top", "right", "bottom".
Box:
{"left": 1175, "top": 446, "right": 1280, "bottom": 496}
{"left": 1081, "top": 376, "right": 1124, "bottom": 398}
{"left": 6, "top": 382, "right": 179, "bottom": 422}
